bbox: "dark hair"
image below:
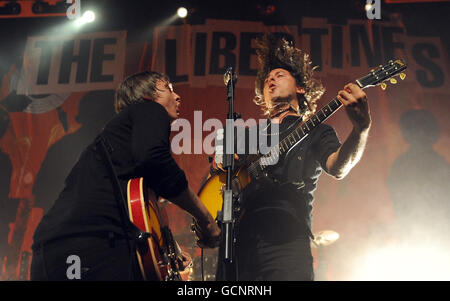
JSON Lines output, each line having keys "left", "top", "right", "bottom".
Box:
{"left": 114, "top": 71, "right": 170, "bottom": 113}
{"left": 253, "top": 33, "right": 325, "bottom": 118}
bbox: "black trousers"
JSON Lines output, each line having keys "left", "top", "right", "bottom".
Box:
{"left": 236, "top": 234, "right": 314, "bottom": 281}
{"left": 234, "top": 211, "right": 314, "bottom": 281}
{"left": 30, "top": 232, "right": 143, "bottom": 281}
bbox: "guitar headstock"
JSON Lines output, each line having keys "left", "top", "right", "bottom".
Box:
{"left": 357, "top": 59, "right": 407, "bottom": 90}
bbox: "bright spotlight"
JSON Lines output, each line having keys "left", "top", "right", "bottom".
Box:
{"left": 74, "top": 10, "right": 96, "bottom": 27}
{"left": 83, "top": 11, "right": 96, "bottom": 23}
{"left": 177, "top": 7, "right": 188, "bottom": 18}
{"left": 365, "top": 4, "right": 373, "bottom": 11}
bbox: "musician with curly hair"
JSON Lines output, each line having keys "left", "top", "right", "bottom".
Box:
{"left": 227, "top": 33, "right": 372, "bottom": 281}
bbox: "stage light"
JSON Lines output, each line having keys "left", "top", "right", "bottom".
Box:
{"left": 83, "top": 10, "right": 95, "bottom": 22}
{"left": 365, "top": 3, "right": 374, "bottom": 11}
{"left": 74, "top": 10, "right": 95, "bottom": 26}
{"left": 177, "top": 7, "right": 188, "bottom": 18}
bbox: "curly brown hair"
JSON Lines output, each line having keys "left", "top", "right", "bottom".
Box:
{"left": 254, "top": 33, "right": 325, "bottom": 118}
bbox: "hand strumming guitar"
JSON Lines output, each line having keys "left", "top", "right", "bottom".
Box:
{"left": 169, "top": 187, "right": 221, "bottom": 249}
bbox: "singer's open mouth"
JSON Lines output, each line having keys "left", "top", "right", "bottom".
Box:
{"left": 269, "top": 83, "right": 276, "bottom": 91}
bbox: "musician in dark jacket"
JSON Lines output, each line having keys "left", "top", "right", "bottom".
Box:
{"left": 216, "top": 34, "right": 372, "bottom": 281}
{"left": 30, "top": 71, "right": 220, "bottom": 281}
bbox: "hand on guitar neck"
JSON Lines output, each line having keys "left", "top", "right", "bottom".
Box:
{"left": 337, "top": 83, "right": 372, "bottom": 133}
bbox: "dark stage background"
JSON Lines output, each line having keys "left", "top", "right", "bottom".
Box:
{"left": 0, "top": 0, "right": 449, "bottom": 280}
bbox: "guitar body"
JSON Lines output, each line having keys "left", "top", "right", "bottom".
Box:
{"left": 198, "top": 167, "right": 251, "bottom": 220}
{"left": 127, "top": 177, "right": 176, "bottom": 281}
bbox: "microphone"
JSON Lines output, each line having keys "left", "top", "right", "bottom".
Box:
{"left": 223, "top": 67, "right": 237, "bottom": 86}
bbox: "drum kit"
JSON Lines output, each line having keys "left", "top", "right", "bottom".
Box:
{"left": 311, "top": 230, "right": 340, "bottom": 281}
{"left": 311, "top": 230, "right": 340, "bottom": 248}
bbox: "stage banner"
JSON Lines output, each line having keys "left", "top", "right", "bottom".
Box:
{"left": 17, "top": 31, "right": 126, "bottom": 97}
{"left": 0, "top": 31, "right": 126, "bottom": 280}
{"left": 151, "top": 18, "right": 450, "bottom": 94}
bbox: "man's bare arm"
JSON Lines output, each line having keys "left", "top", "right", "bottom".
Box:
{"left": 326, "top": 83, "right": 372, "bottom": 179}
{"left": 326, "top": 127, "right": 370, "bottom": 179}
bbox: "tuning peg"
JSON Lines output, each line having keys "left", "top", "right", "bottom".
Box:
{"left": 400, "top": 73, "right": 406, "bottom": 80}
{"left": 390, "top": 78, "right": 397, "bottom": 84}
{"left": 381, "top": 82, "right": 387, "bottom": 90}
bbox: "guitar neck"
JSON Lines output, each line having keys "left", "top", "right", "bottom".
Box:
{"left": 278, "top": 96, "right": 343, "bottom": 156}
{"left": 247, "top": 58, "right": 407, "bottom": 177}
{"left": 252, "top": 96, "right": 343, "bottom": 174}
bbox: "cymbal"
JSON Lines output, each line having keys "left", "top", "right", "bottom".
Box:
{"left": 311, "top": 230, "right": 340, "bottom": 247}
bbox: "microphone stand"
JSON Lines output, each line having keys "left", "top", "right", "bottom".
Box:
{"left": 216, "top": 67, "right": 239, "bottom": 281}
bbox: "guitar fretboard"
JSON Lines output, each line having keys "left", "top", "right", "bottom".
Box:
{"left": 254, "top": 97, "right": 343, "bottom": 171}
{"left": 247, "top": 58, "right": 406, "bottom": 178}
{"left": 278, "top": 97, "right": 342, "bottom": 155}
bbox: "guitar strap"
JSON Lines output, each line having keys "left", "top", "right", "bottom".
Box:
{"left": 94, "top": 134, "right": 151, "bottom": 251}
{"left": 95, "top": 134, "right": 184, "bottom": 281}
